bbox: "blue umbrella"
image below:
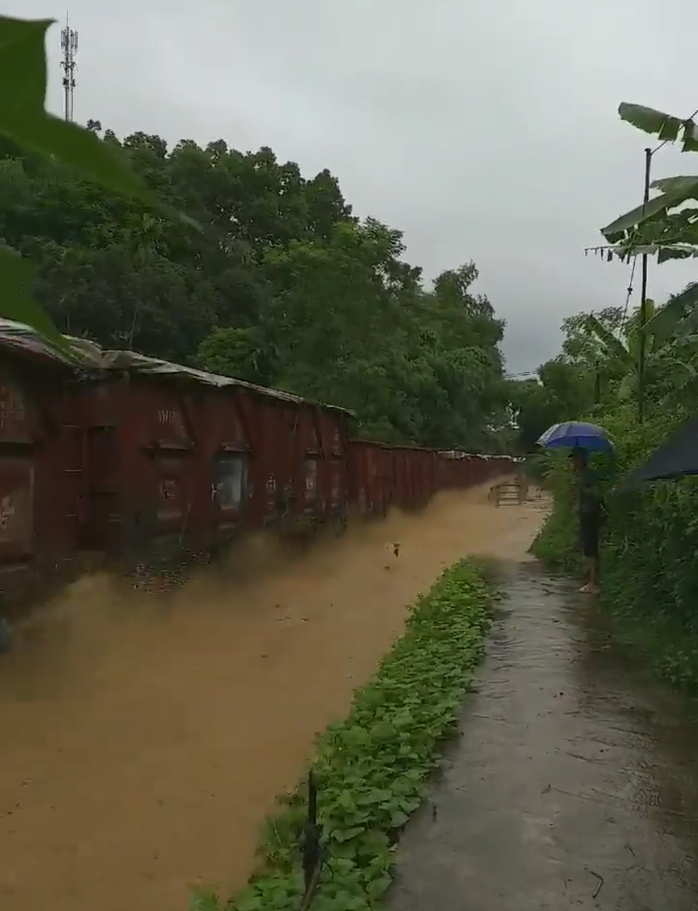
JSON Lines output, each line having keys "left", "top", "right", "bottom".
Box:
{"left": 537, "top": 421, "right": 614, "bottom": 453}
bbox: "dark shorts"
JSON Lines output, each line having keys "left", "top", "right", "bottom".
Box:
{"left": 579, "top": 512, "right": 600, "bottom": 558}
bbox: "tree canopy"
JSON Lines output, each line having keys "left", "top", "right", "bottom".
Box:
{"left": 0, "top": 125, "right": 510, "bottom": 450}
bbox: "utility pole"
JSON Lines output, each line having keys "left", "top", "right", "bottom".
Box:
{"left": 60, "top": 14, "right": 78, "bottom": 123}
{"left": 594, "top": 359, "right": 601, "bottom": 405}
{"left": 637, "top": 147, "right": 652, "bottom": 424}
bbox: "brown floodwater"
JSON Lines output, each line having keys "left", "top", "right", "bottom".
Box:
{"left": 0, "top": 484, "right": 542, "bottom": 911}
{"left": 390, "top": 555, "right": 698, "bottom": 910}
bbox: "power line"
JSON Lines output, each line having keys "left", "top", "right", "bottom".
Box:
{"left": 60, "top": 13, "right": 78, "bottom": 123}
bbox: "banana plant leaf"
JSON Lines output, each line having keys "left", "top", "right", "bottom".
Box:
{"left": 602, "top": 178, "right": 698, "bottom": 241}
{"left": 618, "top": 103, "right": 698, "bottom": 151}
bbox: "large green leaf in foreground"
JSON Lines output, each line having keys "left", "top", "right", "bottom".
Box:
{"left": 0, "top": 16, "right": 197, "bottom": 346}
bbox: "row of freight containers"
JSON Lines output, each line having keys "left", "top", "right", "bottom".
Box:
{"left": 0, "top": 320, "right": 514, "bottom": 610}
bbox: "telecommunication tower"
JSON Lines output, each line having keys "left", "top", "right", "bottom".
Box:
{"left": 60, "top": 14, "right": 78, "bottom": 122}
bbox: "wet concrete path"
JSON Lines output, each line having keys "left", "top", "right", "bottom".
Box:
{"left": 389, "top": 563, "right": 698, "bottom": 910}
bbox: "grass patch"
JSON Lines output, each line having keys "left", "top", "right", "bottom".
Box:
{"left": 191, "top": 560, "right": 496, "bottom": 911}
{"left": 600, "top": 601, "right": 698, "bottom": 691}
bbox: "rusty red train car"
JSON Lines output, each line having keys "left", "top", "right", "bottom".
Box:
{"left": 0, "top": 320, "right": 515, "bottom": 617}
{"left": 69, "top": 351, "right": 354, "bottom": 566}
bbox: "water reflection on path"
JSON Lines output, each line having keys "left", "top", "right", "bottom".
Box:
{"left": 390, "top": 563, "right": 698, "bottom": 910}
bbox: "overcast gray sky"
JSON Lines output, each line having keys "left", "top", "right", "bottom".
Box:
{"left": 17, "top": 0, "right": 698, "bottom": 372}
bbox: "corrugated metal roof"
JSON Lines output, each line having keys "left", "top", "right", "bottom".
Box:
{"left": 100, "top": 348, "right": 354, "bottom": 416}
{"left": 0, "top": 320, "right": 103, "bottom": 368}
{"left": 0, "top": 320, "right": 353, "bottom": 417}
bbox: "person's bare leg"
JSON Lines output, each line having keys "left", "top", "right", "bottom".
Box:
{"left": 578, "top": 559, "right": 591, "bottom": 592}
{"left": 579, "top": 556, "right": 599, "bottom": 594}
{"left": 587, "top": 555, "right": 600, "bottom": 593}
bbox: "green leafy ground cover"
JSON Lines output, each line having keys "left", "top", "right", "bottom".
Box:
{"left": 192, "top": 560, "right": 495, "bottom": 911}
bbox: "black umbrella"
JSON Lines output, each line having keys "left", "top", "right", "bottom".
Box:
{"left": 620, "top": 412, "right": 698, "bottom": 489}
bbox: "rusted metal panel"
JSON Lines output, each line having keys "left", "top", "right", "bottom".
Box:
{"left": 392, "top": 448, "right": 412, "bottom": 508}
{"left": 0, "top": 379, "right": 37, "bottom": 443}
{"left": 80, "top": 377, "right": 323, "bottom": 559}
{"left": 0, "top": 357, "right": 84, "bottom": 609}
{"left": 247, "top": 399, "right": 299, "bottom": 526}
{"left": 392, "top": 448, "right": 407, "bottom": 508}
{"left": 390, "top": 447, "right": 439, "bottom": 508}
{"left": 203, "top": 391, "right": 352, "bottom": 536}
{"left": 438, "top": 450, "right": 462, "bottom": 489}
{"left": 469, "top": 455, "right": 484, "bottom": 485}
{"left": 181, "top": 385, "right": 252, "bottom": 547}
{"left": 125, "top": 382, "right": 196, "bottom": 560}
{"left": 358, "top": 444, "right": 440, "bottom": 512}
{"left": 0, "top": 378, "right": 39, "bottom": 564}
{"left": 295, "top": 406, "right": 323, "bottom": 519}
{"left": 437, "top": 450, "right": 491, "bottom": 490}
{"left": 348, "top": 442, "right": 367, "bottom": 515}
{"left": 348, "top": 440, "right": 392, "bottom": 517}
{"left": 238, "top": 400, "right": 350, "bottom": 530}
{"left": 198, "top": 391, "right": 349, "bottom": 538}
{"left": 0, "top": 458, "right": 34, "bottom": 560}
{"left": 314, "top": 408, "right": 350, "bottom": 524}
{"left": 74, "top": 376, "right": 199, "bottom": 563}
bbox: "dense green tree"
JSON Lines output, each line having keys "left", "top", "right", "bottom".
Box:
{"left": 0, "top": 126, "right": 508, "bottom": 449}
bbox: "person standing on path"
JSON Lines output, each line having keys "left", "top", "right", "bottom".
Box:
{"left": 570, "top": 447, "right": 603, "bottom": 594}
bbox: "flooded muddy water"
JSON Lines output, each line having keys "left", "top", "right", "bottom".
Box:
{"left": 0, "top": 485, "right": 542, "bottom": 911}
{"left": 390, "top": 562, "right": 698, "bottom": 910}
